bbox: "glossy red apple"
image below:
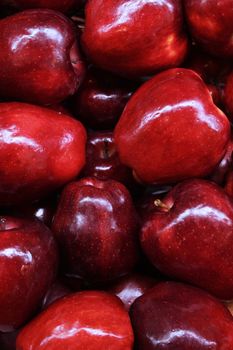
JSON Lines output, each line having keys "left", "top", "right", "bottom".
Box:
{"left": 71, "top": 67, "right": 136, "bottom": 129}
{"left": 82, "top": 0, "right": 188, "bottom": 78}
{"left": 0, "top": 216, "right": 58, "bottom": 332}
{"left": 17, "top": 291, "right": 134, "bottom": 350}
{"left": 1, "top": 0, "right": 85, "bottom": 14}
{"left": 108, "top": 272, "right": 157, "bottom": 311}
{"left": 114, "top": 68, "right": 230, "bottom": 184}
{"left": 130, "top": 281, "right": 233, "bottom": 350}
{"left": 140, "top": 179, "right": 233, "bottom": 299}
{"left": 0, "top": 9, "right": 85, "bottom": 105}
{"left": 83, "top": 131, "right": 133, "bottom": 186}
{"left": 0, "top": 102, "right": 86, "bottom": 206}
{"left": 41, "top": 280, "right": 71, "bottom": 310}
{"left": 52, "top": 177, "right": 139, "bottom": 282}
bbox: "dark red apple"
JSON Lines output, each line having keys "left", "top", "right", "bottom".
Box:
{"left": 82, "top": 0, "right": 188, "bottom": 78}
{"left": 130, "top": 281, "right": 233, "bottom": 350}
{"left": 184, "top": 0, "right": 233, "bottom": 58}
{"left": 108, "top": 272, "right": 157, "bottom": 311}
{"left": 0, "top": 9, "right": 85, "bottom": 105}
{"left": 52, "top": 177, "right": 139, "bottom": 282}
{"left": 224, "top": 71, "right": 233, "bottom": 121}
{"left": 41, "top": 280, "right": 71, "bottom": 310}
{"left": 211, "top": 137, "right": 233, "bottom": 185}
{"left": 71, "top": 67, "right": 136, "bottom": 129}
{"left": 83, "top": 131, "right": 133, "bottom": 186}
{"left": 0, "top": 102, "right": 86, "bottom": 206}
{"left": 225, "top": 172, "right": 233, "bottom": 198}
{"left": 114, "top": 68, "right": 230, "bottom": 184}
{"left": 17, "top": 291, "right": 134, "bottom": 350}
{"left": 140, "top": 179, "right": 233, "bottom": 299}
{"left": 0, "top": 216, "right": 58, "bottom": 332}
{"left": 1, "top": 0, "right": 85, "bottom": 14}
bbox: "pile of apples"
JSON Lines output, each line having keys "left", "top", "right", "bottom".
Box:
{"left": 1, "top": 0, "right": 233, "bottom": 349}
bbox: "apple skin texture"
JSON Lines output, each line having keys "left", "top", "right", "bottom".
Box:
{"left": 16, "top": 291, "right": 134, "bottom": 350}
{"left": 0, "top": 216, "right": 58, "bottom": 332}
{"left": 2, "top": 0, "right": 84, "bottom": 13}
{"left": 0, "top": 9, "right": 85, "bottom": 105}
{"left": 52, "top": 177, "right": 139, "bottom": 282}
{"left": 130, "top": 282, "right": 233, "bottom": 350}
{"left": 141, "top": 179, "right": 233, "bottom": 299}
{"left": 184, "top": 0, "right": 233, "bottom": 58}
{"left": 0, "top": 102, "right": 86, "bottom": 206}
{"left": 114, "top": 68, "right": 230, "bottom": 184}
{"left": 82, "top": 0, "right": 188, "bottom": 78}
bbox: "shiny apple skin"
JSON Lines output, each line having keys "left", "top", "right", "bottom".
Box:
{"left": 83, "top": 131, "right": 133, "bottom": 186}
{"left": 0, "top": 216, "right": 58, "bottom": 332}
{"left": 114, "top": 68, "right": 230, "bottom": 184}
{"left": 52, "top": 177, "right": 139, "bottom": 282}
{"left": 0, "top": 102, "right": 86, "bottom": 206}
{"left": 16, "top": 291, "right": 134, "bottom": 350}
{"left": 184, "top": 0, "right": 233, "bottom": 58}
{"left": 140, "top": 179, "right": 233, "bottom": 299}
{"left": 130, "top": 282, "right": 233, "bottom": 350}
{"left": 82, "top": 0, "right": 188, "bottom": 78}
{"left": 41, "top": 280, "right": 71, "bottom": 310}
{"left": 2, "top": 0, "right": 84, "bottom": 14}
{"left": 0, "top": 9, "right": 85, "bottom": 105}
{"left": 108, "top": 273, "right": 157, "bottom": 311}
{"left": 72, "top": 67, "right": 136, "bottom": 129}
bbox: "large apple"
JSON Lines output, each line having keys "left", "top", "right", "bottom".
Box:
{"left": 82, "top": 0, "right": 188, "bottom": 78}
{"left": 0, "top": 9, "right": 85, "bottom": 105}
{"left": 140, "top": 179, "right": 233, "bottom": 299}
{"left": 0, "top": 102, "right": 86, "bottom": 206}
{"left": 114, "top": 68, "right": 230, "bottom": 184}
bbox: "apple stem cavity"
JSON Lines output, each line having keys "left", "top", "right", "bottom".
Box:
{"left": 154, "top": 199, "right": 170, "bottom": 212}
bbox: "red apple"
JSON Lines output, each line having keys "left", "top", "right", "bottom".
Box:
{"left": 83, "top": 131, "right": 133, "bottom": 186}
{"left": 0, "top": 102, "right": 86, "bottom": 206}
{"left": 52, "top": 177, "right": 139, "bottom": 282}
{"left": 0, "top": 216, "right": 58, "bottom": 331}
{"left": 41, "top": 280, "right": 72, "bottom": 310}
{"left": 140, "top": 179, "right": 233, "bottom": 299}
{"left": 1, "top": 0, "right": 85, "bottom": 14}
{"left": 0, "top": 9, "right": 85, "bottom": 105}
{"left": 17, "top": 291, "right": 134, "bottom": 350}
{"left": 82, "top": 0, "right": 188, "bottom": 78}
{"left": 130, "top": 281, "right": 233, "bottom": 350}
{"left": 184, "top": 0, "right": 233, "bottom": 58}
{"left": 114, "top": 68, "right": 230, "bottom": 184}
{"left": 211, "top": 137, "right": 233, "bottom": 185}
{"left": 71, "top": 67, "right": 136, "bottom": 129}
{"left": 108, "top": 272, "right": 157, "bottom": 311}
{"left": 224, "top": 71, "right": 233, "bottom": 121}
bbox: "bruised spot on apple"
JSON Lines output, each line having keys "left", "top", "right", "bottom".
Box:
{"left": 114, "top": 68, "right": 230, "bottom": 184}
{"left": 0, "top": 102, "right": 86, "bottom": 206}
{"left": 130, "top": 282, "right": 233, "bottom": 350}
{"left": 0, "top": 216, "right": 58, "bottom": 332}
{"left": 140, "top": 179, "right": 233, "bottom": 299}
{"left": 16, "top": 291, "right": 134, "bottom": 350}
{"left": 0, "top": 9, "right": 85, "bottom": 105}
{"left": 82, "top": 0, "right": 188, "bottom": 78}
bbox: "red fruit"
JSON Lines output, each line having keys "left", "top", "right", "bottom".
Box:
{"left": 130, "top": 282, "right": 233, "bottom": 350}
{"left": 140, "top": 179, "right": 233, "bottom": 299}
{"left": 41, "top": 281, "right": 71, "bottom": 310}
{"left": 211, "top": 137, "right": 233, "bottom": 185}
{"left": 0, "top": 102, "right": 86, "bottom": 206}
{"left": 0, "top": 216, "right": 58, "bottom": 331}
{"left": 17, "top": 291, "right": 134, "bottom": 350}
{"left": 184, "top": 0, "right": 233, "bottom": 58}
{"left": 0, "top": 10, "right": 85, "bottom": 105}
{"left": 224, "top": 71, "right": 233, "bottom": 121}
{"left": 82, "top": 0, "right": 187, "bottom": 78}
{"left": 114, "top": 68, "right": 230, "bottom": 184}
{"left": 52, "top": 178, "right": 139, "bottom": 282}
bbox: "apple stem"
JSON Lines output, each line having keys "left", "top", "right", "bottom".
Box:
{"left": 154, "top": 199, "right": 170, "bottom": 211}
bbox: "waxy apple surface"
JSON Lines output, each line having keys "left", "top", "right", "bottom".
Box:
{"left": 82, "top": 0, "right": 188, "bottom": 78}
{"left": 115, "top": 68, "right": 230, "bottom": 184}
{"left": 52, "top": 178, "right": 139, "bottom": 282}
{"left": 0, "top": 102, "right": 86, "bottom": 206}
{"left": 141, "top": 179, "right": 233, "bottom": 299}
{"left": 130, "top": 282, "right": 233, "bottom": 350}
{"left": 0, "top": 9, "right": 85, "bottom": 105}
{"left": 184, "top": 0, "right": 233, "bottom": 58}
{"left": 0, "top": 216, "right": 58, "bottom": 332}
{"left": 2, "top": 0, "right": 84, "bottom": 13}
{"left": 17, "top": 291, "right": 134, "bottom": 350}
